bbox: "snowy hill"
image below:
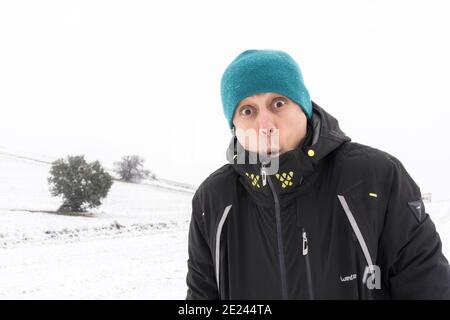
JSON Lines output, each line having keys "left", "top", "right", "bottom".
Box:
{"left": 0, "top": 150, "right": 195, "bottom": 299}
{"left": 0, "top": 149, "right": 449, "bottom": 299}
{"left": 0, "top": 149, "right": 195, "bottom": 245}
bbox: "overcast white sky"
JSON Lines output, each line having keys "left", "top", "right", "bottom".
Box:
{"left": 1, "top": 0, "right": 449, "bottom": 199}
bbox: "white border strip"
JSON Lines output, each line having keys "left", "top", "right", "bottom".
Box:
{"left": 215, "top": 204, "right": 232, "bottom": 291}
{"left": 337, "top": 195, "right": 374, "bottom": 273}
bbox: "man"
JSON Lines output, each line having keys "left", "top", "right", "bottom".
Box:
{"left": 185, "top": 49, "right": 450, "bottom": 299}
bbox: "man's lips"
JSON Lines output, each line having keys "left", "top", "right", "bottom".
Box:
{"left": 266, "top": 148, "right": 281, "bottom": 156}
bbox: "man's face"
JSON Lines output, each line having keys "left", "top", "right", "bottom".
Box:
{"left": 232, "top": 92, "right": 308, "bottom": 158}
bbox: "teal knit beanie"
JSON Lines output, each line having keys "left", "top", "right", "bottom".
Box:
{"left": 221, "top": 49, "right": 312, "bottom": 129}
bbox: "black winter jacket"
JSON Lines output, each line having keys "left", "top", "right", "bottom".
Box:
{"left": 186, "top": 101, "right": 450, "bottom": 299}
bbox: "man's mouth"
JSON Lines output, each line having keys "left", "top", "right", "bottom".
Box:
{"left": 266, "top": 149, "right": 280, "bottom": 157}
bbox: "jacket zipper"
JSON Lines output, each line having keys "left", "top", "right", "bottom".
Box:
{"left": 302, "top": 227, "right": 314, "bottom": 299}
{"left": 262, "top": 163, "right": 288, "bottom": 299}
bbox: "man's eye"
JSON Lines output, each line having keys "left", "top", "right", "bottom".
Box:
{"left": 273, "top": 99, "right": 286, "bottom": 108}
{"left": 240, "top": 107, "right": 253, "bottom": 116}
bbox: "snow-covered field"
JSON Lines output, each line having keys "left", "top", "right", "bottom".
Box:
{"left": 0, "top": 152, "right": 194, "bottom": 299}
{"left": 0, "top": 151, "right": 449, "bottom": 299}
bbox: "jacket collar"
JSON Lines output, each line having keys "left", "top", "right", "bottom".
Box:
{"left": 226, "top": 101, "right": 351, "bottom": 208}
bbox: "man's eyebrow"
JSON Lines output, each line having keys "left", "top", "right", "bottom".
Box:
{"left": 238, "top": 99, "right": 254, "bottom": 107}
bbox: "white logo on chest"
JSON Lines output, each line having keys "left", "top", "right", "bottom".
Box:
{"left": 340, "top": 274, "right": 357, "bottom": 282}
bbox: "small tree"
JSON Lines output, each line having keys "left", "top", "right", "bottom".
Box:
{"left": 113, "top": 155, "right": 155, "bottom": 182}
{"left": 48, "top": 155, "right": 113, "bottom": 213}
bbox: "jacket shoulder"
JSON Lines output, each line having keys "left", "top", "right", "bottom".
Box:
{"left": 193, "top": 164, "right": 237, "bottom": 207}
{"left": 335, "top": 141, "right": 404, "bottom": 172}
{"left": 333, "top": 141, "right": 416, "bottom": 199}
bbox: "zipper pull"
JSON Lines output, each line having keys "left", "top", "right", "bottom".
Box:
{"left": 260, "top": 163, "right": 268, "bottom": 186}
{"left": 261, "top": 160, "right": 269, "bottom": 186}
{"left": 302, "top": 231, "right": 308, "bottom": 256}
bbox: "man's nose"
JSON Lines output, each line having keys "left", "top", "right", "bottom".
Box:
{"left": 258, "top": 108, "right": 276, "bottom": 136}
